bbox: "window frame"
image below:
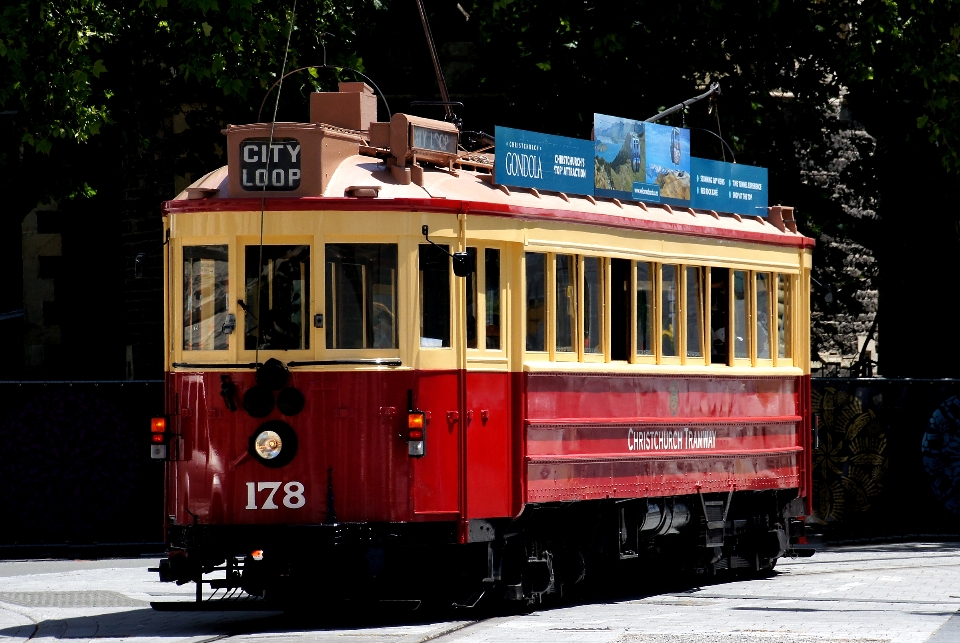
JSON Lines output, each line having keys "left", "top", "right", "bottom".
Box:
{"left": 236, "top": 235, "right": 315, "bottom": 363}
{"left": 632, "top": 259, "right": 658, "bottom": 365}
{"left": 754, "top": 271, "right": 774, "bottom": 367}
{"left": 515, "top": 246, "right": 802, "bottom": 373}
{"left": 704, "top": 266, "right": 732, "bottom": 369}
{"left": 417, "top": 241, "right": 453, "bottom": 351}
{"left": 731, "top": 269, "right": 753, "bottom": 367}
{"left": 175, "top": 237, "right": 238, "bottom": 365}
{"left": 466, "top": 243, "right": 507, "bottom": 361}
{"left": 681, "top": 264, "right": 707, "bottom": 366}
{"left": 523, "top": 251, "right": 549, "bottom": 359}
{"left": 552, "top": 252, "right": 579, "bottom": 363}
{"left": 658, "top": 262, "right": 682, "bottom": 366}
{"left": 323, "top": 240, "right": 401, "bottom": 355}
{"left": 581, "top": 254, "right": 606, "bottom": 363}
{"left": 773, "top": 271, "right": 796, "bottom": 368}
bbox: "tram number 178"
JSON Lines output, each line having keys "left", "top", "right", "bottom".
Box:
{"left": 245, "top": 481, "right": 305, "bottom": 509}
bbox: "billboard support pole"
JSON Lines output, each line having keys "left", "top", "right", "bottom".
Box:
{"left": 646, "top": 83, "right": 721, "bottom": 124}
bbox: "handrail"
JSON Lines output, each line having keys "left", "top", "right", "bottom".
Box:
{"left": 171, "top": 363, "right": 261, "bottom": 369}
{"left": 287, "top": 359, "right": 402, "bottom": 367}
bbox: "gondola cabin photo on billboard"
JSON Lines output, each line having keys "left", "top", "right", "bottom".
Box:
{"left": 153, "top": 80, "right": 814, "bottom": 606}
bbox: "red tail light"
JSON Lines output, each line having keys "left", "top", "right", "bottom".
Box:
{"left": 150, "top": 416, "right": 170, "bottom": 460}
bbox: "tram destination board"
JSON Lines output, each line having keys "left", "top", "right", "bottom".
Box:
{"left": 240, "top": 137, "right": 302, "bottom": 191}
{"left": 411, "top": 124, "right": 458, "bottom": 155}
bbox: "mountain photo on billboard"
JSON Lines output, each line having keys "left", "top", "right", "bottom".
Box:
{"left": 644, "top": 122, "right": 691, "bottom": 201}
{"left": 594, "top": 113, "right": 646, "bottom": 195}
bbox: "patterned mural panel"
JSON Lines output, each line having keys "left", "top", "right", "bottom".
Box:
{"left": 811, "top": 379, "right": 960, "bottom": 537}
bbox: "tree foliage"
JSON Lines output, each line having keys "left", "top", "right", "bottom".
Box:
{"left": 2, "top": 0, "right": 960, "bottom": 375}
{"left": 0, "top": 0, "right": 377, "bottom": 215}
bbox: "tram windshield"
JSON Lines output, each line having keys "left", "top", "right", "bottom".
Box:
{"left": 244, "top": 245, "right": 310, "bottom": 350}
{"left": 183, "top": 245, "right": 229, "bottom": 351}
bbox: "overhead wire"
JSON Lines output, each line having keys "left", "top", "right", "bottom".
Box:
{"left": 258, "top": 33, "right": 391, "bottom": 124}
{"left": 256, "top": 0, "right": 298, "bottom": 366}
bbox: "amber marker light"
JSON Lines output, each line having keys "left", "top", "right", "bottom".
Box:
{"left": 407, "top": 412, "right": 425, "bottom": 440}
{"left": 251, "top": 550, "right": 264, "bottom": 561}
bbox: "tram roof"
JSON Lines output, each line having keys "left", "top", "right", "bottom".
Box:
{"left": 166, "top": 156, "right": 813, "bottom": 249}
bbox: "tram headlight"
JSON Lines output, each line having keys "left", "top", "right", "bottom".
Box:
{"left": 254, "top": 430, "right": 283, "bottom": 460}
{"left": 248, "top": 420, "right": 298, "bottom": 468}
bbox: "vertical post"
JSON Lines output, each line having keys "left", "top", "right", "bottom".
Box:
{"left": 457, "top": 211, "right": 469, "bottom": 543}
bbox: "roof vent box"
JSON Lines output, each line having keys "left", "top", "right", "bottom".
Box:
{"left": 310, "top": 82, "right": 378, "bottom": 132}
{"left": 224, "top": 122, "right": 361, "bottom": 198}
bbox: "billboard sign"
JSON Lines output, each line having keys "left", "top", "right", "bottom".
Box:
{"left": 494, "top": 126, "right": 594, "bottom": 197}
{"left": 690, "top": 158, "right": 768, "bottom": 216}
{"left": 594, "top": 114, "right": 691, "bottom": 206}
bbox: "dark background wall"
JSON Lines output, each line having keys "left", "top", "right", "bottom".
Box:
{"left": 0, "top": 381, "right": 163, "bottom": 551}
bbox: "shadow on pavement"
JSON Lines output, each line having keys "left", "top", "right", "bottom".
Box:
{"left": 0, "top": 601, "right": 473, "bottom": 640}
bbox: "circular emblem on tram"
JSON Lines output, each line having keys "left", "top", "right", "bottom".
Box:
{"left": 669, "top": 381, "right": 680, "bottom": 416}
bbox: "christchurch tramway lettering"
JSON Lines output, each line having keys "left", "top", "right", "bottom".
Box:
{"left": 627, "top": 427, "right": 717, "bottom": 451}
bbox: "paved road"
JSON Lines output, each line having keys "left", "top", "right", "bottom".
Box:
{"left": 0, "top": 543, "right": 959, "bottom": 643}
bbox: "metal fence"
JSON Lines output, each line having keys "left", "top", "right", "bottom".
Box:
{"left": 0, "top": 380, "right": 164, "bottom": 554}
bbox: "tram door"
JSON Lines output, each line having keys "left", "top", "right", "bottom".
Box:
{"left": 464, "top": 246, "right": 512, "bottom": 519}
{"left": 414, "top": 241, "right": 512, "bottom": 522}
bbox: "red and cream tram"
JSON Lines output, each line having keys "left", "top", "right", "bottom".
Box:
{"left": 154, "top": 82, "right": 814, "bottom": 604}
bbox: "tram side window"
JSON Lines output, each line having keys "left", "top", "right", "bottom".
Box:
{"left": 556, "top": 254, "right": 577, "bottom": 353}
{"left": 420, "top": 244, "right": 450, "bottom": 348}
{"left": 583, "top": 257, "right": 603, "bottom": 354}
{"left": 183, "top": 245, "right": 229, "bottom": 351}
{"left": 485, "top": 249, "right": 501, "bottom": 350}
{"left": 244, "top": 245, "right": 309, "bottom": 351}
{"left": 756, "top": 272, "right": 771, "bottom": 359}
{"left": 465, "top": 248, "right": 478, "bottom": 349}
{"left": 778, "top": 274, "right": 792, "bottom": 359}
{"left": 710, "top": 268, "right": 731, "bottom": 365}
{"left": 686, "top": 266, "right": 704, "bottom": 358}
{"left": 325, "top": 244, "right": 398, "bottom": 349}
{"left": 661, "top": 264, "right": 678, "bottom": 357}
{"left": 637, "top": 262, "right": 654, "bottom": 355}
{"left": 733, "top": 270, "right": 749, "bottom": 359}
{"left": 525, "top": 252, "right": 546, "bottom": 351}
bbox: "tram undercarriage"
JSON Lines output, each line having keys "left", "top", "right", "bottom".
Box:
{"left": 157, "top": 490, "right": 806, "bottom": 607}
